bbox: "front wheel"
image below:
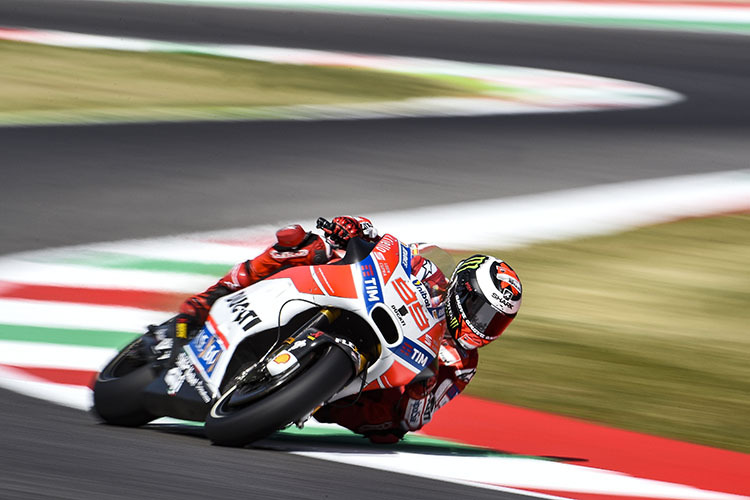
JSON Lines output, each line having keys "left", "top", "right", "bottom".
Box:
{"left": 205, "top": 345, "right": 354, "bottom": 447}
{"left": 93, "top": 337, "right": 158, "bottom": 427}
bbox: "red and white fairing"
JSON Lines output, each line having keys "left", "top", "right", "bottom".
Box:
{"left": 183, "top": 234, "right": 444, "bottom": 401}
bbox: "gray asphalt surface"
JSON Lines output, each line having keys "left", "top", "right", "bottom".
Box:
{"left": 2, "top": 1, "right": 750, "bottom": 254}
{"left": 1, "top": 1, "right": 750, "bottom": 499}
{"left": 5, "top": 389, "right": 533, "bottom": 500}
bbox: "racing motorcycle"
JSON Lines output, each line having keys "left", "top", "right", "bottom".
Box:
{"left": 93, "top": 219, "right": 448, "bottom": 447}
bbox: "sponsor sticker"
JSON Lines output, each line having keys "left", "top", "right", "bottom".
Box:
{"left": 267, "top": 350, "right": 298, "bottom": 376}
{"left": 274, "top": 353, "right": 292, "bottom": 364}
{"left": 390, "top": 304, "right": 407, "bottom": 326}
{"left": 359, "top": 255, "right": 383, "bottom": 312}
{"left": 164, "top": 351, "right": 212, "bottom": 403}
{"left": 392, "top": 278, "right": 431, "bottom": 332}
{"left": 390, "top": 338, "right": 435, "bottom": 371}
{"left": 400, "top": 243, "right": 412, "bottom": 276}
{"left": 226, "top": 292, "right": 262, "bottom": 332}
{"left": 187, "top": 325, "right": 227, "bottom": 376}
{"left": 372, "top": 250, "right": 393, "bottom": 281}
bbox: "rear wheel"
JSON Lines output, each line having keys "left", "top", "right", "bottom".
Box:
{"left": 205, "top": 345, "right": 354, "bottom": 447}
{"left": 93, "top": 337, "right": 158, "bottom": 427}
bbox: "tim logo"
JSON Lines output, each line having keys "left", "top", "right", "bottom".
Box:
{"left": 360, "top": 256, "right": 382, "bottom": 312}
{"left": 393, "top": 339, "right": 433, "bottom": 370}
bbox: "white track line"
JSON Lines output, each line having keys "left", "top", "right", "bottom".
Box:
{"left": 0, "top": 260, "right": 215, "bottom": 293}
{"left": 86, "top": 239, "right": 269, "bottom": 264}
{"left": 356, "top": 169, "right": 750, "bottom": 250}
{"left": 0, "top": 365, "right": 94, "bottom": 410}
{"left": 294, "top": 450, "right": 747, "bottom": 500}
{"left": 0, "top": 299, "right": 170, "bottom": 332}
{"left": 0, "top": 341, "right": 117, "bottom": 372}
{"left": 172, "top": 169, "right": 750, "bottom": 252}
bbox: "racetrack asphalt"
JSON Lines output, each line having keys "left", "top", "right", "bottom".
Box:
{"left": 1, "top": 2, "right": 749, "bottom": 499}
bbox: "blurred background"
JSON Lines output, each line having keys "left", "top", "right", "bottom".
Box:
{"left": 0, "top": 0, "right": 749, "bottom": 498}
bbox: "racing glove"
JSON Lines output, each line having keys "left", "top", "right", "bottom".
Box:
{"left": 322, "top": 216, "right": 379, "bottom": 249}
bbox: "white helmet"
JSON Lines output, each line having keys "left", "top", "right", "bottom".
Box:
{"left": 445, "top": 255, "right": 522, "bottom": 350}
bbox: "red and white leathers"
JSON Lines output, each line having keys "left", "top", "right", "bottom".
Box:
{"left": 178, "top": 224, "right": 329, "bottom": 325}
{"left": 178, "top": 218, "right": 482, "bottom": 444}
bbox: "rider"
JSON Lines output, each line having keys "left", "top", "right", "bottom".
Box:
{"left": 177, "top": 216, "right": 522, "bottom": 443}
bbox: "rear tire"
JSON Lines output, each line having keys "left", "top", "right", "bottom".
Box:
{"left": 205, "top": 345, "right": 354, "bottom": 447}
{"left": 93, "top": 337, "right": 158, "bottom": 427}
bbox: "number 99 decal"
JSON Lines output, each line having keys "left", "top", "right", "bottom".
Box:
{"left": 392, "top": 278, "right": 430, "bottom": 331}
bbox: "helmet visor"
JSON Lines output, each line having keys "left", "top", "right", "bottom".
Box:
{"left": 455, "top": 286, "right": 513, "bottom": 341}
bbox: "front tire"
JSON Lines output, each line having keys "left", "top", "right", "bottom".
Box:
{"left": 205, "top": 345, "right": 354, "bottom": 447}
{"left": 93, "top": 337, "right": 158, "bottom": 427}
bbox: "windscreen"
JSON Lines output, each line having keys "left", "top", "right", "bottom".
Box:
{"left": 413, "top": 243, "right": 455, "bottom": 281}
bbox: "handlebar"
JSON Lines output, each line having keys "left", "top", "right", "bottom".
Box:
{"left": 316, "top": 217, "right": 357, "bottom": 251}
{"left": 316, "top": 217, "right": 336, "bottom": 233}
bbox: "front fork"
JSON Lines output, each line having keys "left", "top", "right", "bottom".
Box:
{"left": 275, "top": 307, "right": 372, "bottom": 429}
{"left": 271, "top": 307, "right": 368, "bottom": 376}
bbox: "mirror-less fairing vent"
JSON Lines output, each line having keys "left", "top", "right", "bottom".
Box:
{"left": 371, "top": 306, "right": 400, "bottom": 345}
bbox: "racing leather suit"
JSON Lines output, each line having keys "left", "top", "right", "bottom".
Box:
{"left": 178, "top": 222, "right": 478, "bottom": 443}
{"left": 178, "top": 224, "right": 329, "bottom": 325}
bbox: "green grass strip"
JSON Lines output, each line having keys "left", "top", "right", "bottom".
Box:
{"left": 274, "top": 425, "right": 545, "bottom": 458}
{"left": 472, "top": 14, "right": 750, "bottom": 34}
{"left": 459, "top": 214, "right": 750, "bottom": 453}
{"left": 150, "top": 418, "right": 548, "bottom": 459}
{"left": 0, "top": 324, "right": 137, "bottom": 349}
{"left": 28, "top": 251, "right": 233, "bottom": 276}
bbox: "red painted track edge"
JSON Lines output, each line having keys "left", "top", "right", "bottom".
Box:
{"left": 422, "top": 396, "right": 750, "bottom": 496}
